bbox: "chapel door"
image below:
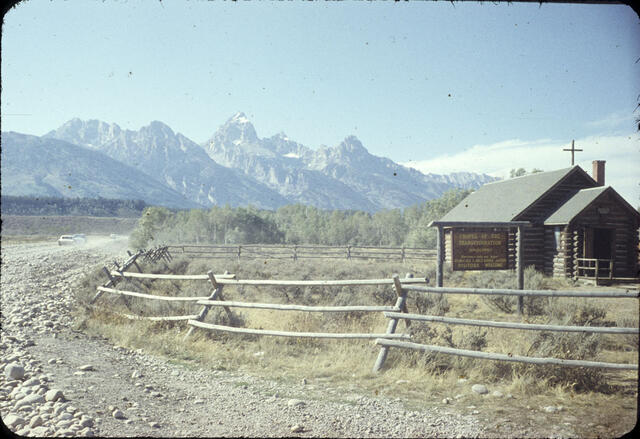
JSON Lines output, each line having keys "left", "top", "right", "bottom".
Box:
{"left": 584, "top": 227, "right": 614, "bottom": 278}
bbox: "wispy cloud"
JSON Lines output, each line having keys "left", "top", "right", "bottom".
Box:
{"left": 584, "top": 111, "right": 636, "bottom": 130}
{"left": 403, "top": 133, "right": 640, "bottom": 206}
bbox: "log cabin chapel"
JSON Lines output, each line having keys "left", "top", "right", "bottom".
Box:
{"left": 433, "top": 161, "right": 640, "bottom": 282}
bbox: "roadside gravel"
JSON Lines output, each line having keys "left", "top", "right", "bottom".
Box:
{"left": 1, "top": 237, "right": 582, "bottom": 437}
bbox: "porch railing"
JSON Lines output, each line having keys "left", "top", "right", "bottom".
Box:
{"left": 576, "top": 258, "right": 613, "bottom": 281}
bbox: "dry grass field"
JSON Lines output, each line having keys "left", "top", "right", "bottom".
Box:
{"left": 75, "top": 256, "right": 639, "bottom": 437}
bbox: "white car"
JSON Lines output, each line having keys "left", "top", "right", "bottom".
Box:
{"left": 57, "top": 235, "right": 75, "bottom": 246}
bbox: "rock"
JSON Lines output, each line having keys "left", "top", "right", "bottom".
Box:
{"left": 78, "top": 365, "right": 95, "bottom": 372}
{"left": 29, "top": 415, "right": 44, "bottom": 428}
{"left": 291, "top": 424, "right": 305, "bottom": 433}
{"left": 10, "top": 389, "right": 26, "bottom": 400}
{"left": 31, "top": 426, "right": 49, "bottom": 436}
{"left": 45, "top": 389, "right": 64, "bottom": 402}
{"left": 442, "top": 398, "right": 451, "bottom": 404}
{"left": 58, "top": 412, "right": 73, "bottom": 421}
{"left": 112, "top": 409, "right": 126, "bottom": 419}
{"left": 149, "top": 422, "right": 161, "bottom": 428}
{"left": 15, "top": 393, "right": 45, "bottom": 409}
{"left": 457, "top": 378, "right": 468, "bottom": 384}
{"left": 471, "top": 384, "right": 488, "bottom": 395}
{"left": 5, "top": 363, "right": 25, "bottom": 380}
{"left": 131, "top": 370, "right": 143, "bottom": 379}
{"left": 23, "top": 378, "right": 40, "bottom": 387}
{"left": 79, "top": 417, "right": 94, "bottom": 428}
{"left": 544, "top": 406, "right": 558, "bottom": 413}
{"left": 56, "top": 419, "right": 74, "bottom": 429}
{"left": 491, "top": 391, "right": 504, "bottom": 398}
{"left": 4, "top": 414, "right": 25, "bottom": 428}
{"left": 287, "top": 399, "right": 306, "bottom": 408}
{"left": 18, "top": 405, "right": 34, "bottom": 414}
{"left": 395, "top": 379, "right": 410, "bottom": 384}
{"left": 78, "top": 428, "right": 95, "bottom": 437}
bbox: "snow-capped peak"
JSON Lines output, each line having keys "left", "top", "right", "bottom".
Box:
{"left": 231, "top": 112, "right": 250, "bottom": 124}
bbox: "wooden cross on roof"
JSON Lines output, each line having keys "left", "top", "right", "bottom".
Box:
{"left": 563, "top": 140, "right": 583, "bottom": 166}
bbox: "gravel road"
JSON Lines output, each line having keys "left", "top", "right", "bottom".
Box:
{"left": 1, "top": 238, "right": 584, "bottom": 437}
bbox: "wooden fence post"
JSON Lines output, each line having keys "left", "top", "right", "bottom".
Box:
{"left": 127, "top": 250, "right": 143, "bottom": 273}
{"left": 347, "top": 246, "right": 351, "bottom": 260}
{"left": 94, "top": 266, "right": 133, "bottom": 309}
{"left": 293, "top": 245, "right": 298, "bottom": 261}
{"left": 401, "top": 246, "right": 405, "bottom": 263}
{"left": 373, "top": 275, "right": 408, "bottom": 372}
{"left": 184, "top": 270, "right": 223, "bottom": 340}
{"left": 436, "top": 226, "right": 444, "bottom": 287}
{"left": 237, "top": 246, "right": 242, "bottom": 261}
{"left": 517, "top": 225, "right": 524, "bottom": 315}
{"left": 90, "top": 266, "right": 120, "bottom": 304}
{"left": 184, "top": 270, "right": 234, "bottom": 340}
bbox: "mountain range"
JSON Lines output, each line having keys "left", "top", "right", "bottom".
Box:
{"left": 1, "top": 113, "right": 497, "bottom": 211}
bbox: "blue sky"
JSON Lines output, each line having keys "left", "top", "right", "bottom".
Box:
{"left": 2, "top": 0, "right": 639, "bottom": 203}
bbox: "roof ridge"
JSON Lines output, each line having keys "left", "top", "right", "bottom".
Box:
{"left": 577, "top": 185, "right": 609, "bottom": 192}
{"left": 482, "top": 166, "right": 574, "bottom": 186}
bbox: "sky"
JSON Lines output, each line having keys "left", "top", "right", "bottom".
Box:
{"left": 2, "top": 0, "right": 639, "bottom": 204}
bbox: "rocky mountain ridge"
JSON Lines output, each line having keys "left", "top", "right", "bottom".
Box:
{"left": 1, "top": 132, "right": 199, "bottom": 208}
{"left": 5, "top": 114, "right": 497, "bottom": 210}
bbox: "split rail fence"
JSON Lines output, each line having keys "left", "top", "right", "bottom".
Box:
{"left": 167, "top": 244, "right": 437, "bottom": 262}
{"left": 92, "top": 259, "right": 639, "bottom": 373}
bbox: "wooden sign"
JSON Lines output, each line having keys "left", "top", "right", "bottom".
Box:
{"left": 452, "top": 229, "right": 508, "bottom": 270}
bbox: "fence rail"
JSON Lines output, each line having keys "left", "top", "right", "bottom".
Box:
{"left": 383, "top": 311, "right": 638, "bottom": 334}
{"left": 93, "top": 252, "right": 639, "bottom": 374}
{"left": 167, "top": 244, "right": 437, "bottom": 262}
{"left": 375, "top": 339, "right": 637, "bottom": 370}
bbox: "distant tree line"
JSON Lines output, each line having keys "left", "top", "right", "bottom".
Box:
{"left": 1, "top": 195, "right": 147, "bottom": 218}
{"left": 129, "top": 189, "right": 471, "bottom": 249}
{"left": 509, "top": 168, "right": 543, "bottom": 178}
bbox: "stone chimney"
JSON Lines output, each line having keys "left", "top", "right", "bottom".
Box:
{"left": 592, "top": 160, "right": 605, "bottom": 186}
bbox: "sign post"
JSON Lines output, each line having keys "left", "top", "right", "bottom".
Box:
{"left": 429, "top": 221, "right": 529, "bottom": 300}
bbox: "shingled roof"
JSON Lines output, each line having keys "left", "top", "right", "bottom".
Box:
{"left": 439, "top": 166, "right": 594, "bottom": 222}
{"left": 543, "top": 186, "right": 608, "bottom": 225}
{"left": 544, "top": 186, "right": 640, "bottom": 225}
